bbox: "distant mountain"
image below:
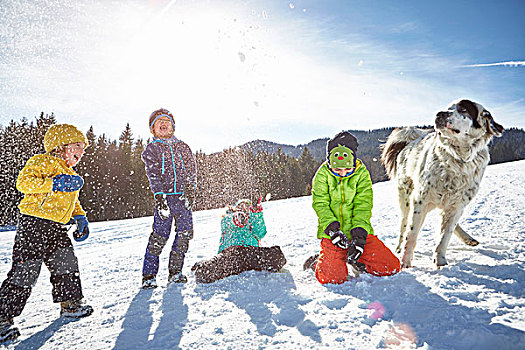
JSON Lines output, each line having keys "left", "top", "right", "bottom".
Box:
{"left": 239, "top": 128, "right": 399, "bottom": 161}
{"left": 239, "top": 127, "right": 525, "bottom": 163}
{"left": 236, "top": 126, "right": 525, "bottom": 184}
{"left": 240, "top": 138, "right": 329, "bottom": 161}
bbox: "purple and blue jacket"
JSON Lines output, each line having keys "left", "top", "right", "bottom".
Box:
{"left": 142, "top": 136, "right": 196, "bottom": 196}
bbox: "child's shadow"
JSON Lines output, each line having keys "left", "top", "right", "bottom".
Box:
{"left": 148, "top": 283, "right": 188, "bottom": 349}
{"left": 113, "top": 285, "right": 188, "bottom": 350}
{"left": 196, "top": 271, "right": 321, "bottom": 342}
{"left": 113, "top": 288, "right": 155, "bottom": 350}
{"left": 15, "top": 317, "right": 77, "bottom": 349}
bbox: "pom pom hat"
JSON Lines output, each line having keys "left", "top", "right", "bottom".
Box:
{"left": 149, "top": 108, "right": 175, "bottom": 133}
{"left": 326, "top": 131, "right": 358, "bottom": 169}
{"left": 43, "top": 124, "right": 88, "bottom": 153}
{"left": 231, "top": 199, "right": 251, "bottom": 228}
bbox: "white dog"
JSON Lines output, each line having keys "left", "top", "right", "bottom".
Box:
{"left": 381, "top": 99, "right": 503, "bottom": 267}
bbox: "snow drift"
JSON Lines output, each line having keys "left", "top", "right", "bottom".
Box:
{"left": 1, "top": 160, "right": 524, "bottom": 349}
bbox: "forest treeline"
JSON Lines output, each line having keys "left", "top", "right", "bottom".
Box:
{"left": 1, "top": 113, "right": 524, "bottom": 226}
{"left": 0, "top": 113, "right": 320, "bottom": 225}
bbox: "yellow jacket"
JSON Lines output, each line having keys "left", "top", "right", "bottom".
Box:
{"left": 17, "top": 154, "right": 86, "bottom": 224}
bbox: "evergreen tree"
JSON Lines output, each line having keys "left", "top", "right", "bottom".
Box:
{"left": 1, "top": 115, "right": 524, "bottom": 226}
{"left": 77, "top": 126, "right": 100, "bottom": 221}
{"left": 298, "top": 147, "right": 321, "bottom": 195}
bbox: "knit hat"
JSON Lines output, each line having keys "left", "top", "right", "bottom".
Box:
{"left": 231, "top": 199, "right": 251, "bottom": 228}
{"left": 326, "top": 131, "right": 358, "bottom": 168}
{"left": 43, "top": 124, "right": 89, "bottom": 153}
{"left": 149, "top": 108, "right": 175, "bottom": 133}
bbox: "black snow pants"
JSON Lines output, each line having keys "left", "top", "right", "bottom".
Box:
{"left": 0, "top": 215, "right": 83, "bottom": 320}
{"left": 191, "top": 245, "right": 287, "bottom": 284}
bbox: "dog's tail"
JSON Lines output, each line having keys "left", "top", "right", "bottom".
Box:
{"left": 381, "top": 127, "right": 428, "bottom": 179}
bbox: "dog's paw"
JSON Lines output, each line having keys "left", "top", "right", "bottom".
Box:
{"left": 401, "top": 258, "right": 412, "bottom": 269}
{"left": 433, "top": 253, "right": 448, "bottom": 267}
{"left": 465, "top": 238, "right": 479, "bottom": 246}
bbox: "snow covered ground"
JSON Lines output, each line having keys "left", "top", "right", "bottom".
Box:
{"left": 1, "top": 160, "right": 524, "bottom": 349}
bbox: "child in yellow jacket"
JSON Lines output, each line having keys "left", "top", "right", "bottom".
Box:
{"left": 0, "top": 124, "right": 93, "bottom": 343}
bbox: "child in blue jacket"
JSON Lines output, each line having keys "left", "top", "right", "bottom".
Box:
{"left": 141, "top": 108, "right": 197, "bottom": 288}
{"left": 192, "top": 198, "right": 286, "bottom": 283}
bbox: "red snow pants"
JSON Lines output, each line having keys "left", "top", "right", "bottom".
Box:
{"left": 315, "top": 235, "right": 401, "bottom": 284}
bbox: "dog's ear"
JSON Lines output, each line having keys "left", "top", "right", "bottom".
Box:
{"left": 483, "top": 111, "right": 504, "bottom": 137}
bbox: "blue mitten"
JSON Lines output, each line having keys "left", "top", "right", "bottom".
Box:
{"left": 72, "top": 215, "right": 89, "bottom": 241}
{"left": 52, "top": 174, "right": 84, "bottom": 192}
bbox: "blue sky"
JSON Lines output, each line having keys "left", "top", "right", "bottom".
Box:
{"left": 0, "top": 0, "right": 523, "bottom": 153}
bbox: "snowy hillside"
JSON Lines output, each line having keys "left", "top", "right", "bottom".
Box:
{"left": 1, "top": 160, "right": 524, "bottom": 349}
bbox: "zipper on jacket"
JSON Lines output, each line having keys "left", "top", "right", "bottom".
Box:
{"left": 331, "top": 163, "right": 359, "bottom": 231}
{"left": 169, "top": 143, "right": 179, "bottom": 194}
{"left": 339, "top": 180, "right": 344, "bottom": 224}
{"left": 180, "top": 155, "right": 185, "bottom": 172}
{"left": 39, "top": 193, "right": 50, "bottom": 209}
{"left": 59, "top": 193, "right": 75, "bottom": 223}
{"left": 249, "top": 223, "right": 260, "bottom": 246}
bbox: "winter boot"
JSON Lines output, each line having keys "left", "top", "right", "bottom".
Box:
{"left": 60, "top": 299, "right": 94, "bottom": 318}
{"left": 0, "top": 318, "right": 20, "bottom": 343}
{"left": 168, "top": 271, "right": 188, "bottom": 284}
{"left": 349, "top": 262, "right": 366, "bottom": 277}
{"left": 142, "top": 274, "right": 158, "bottom": 289}
{"left": 303, "top": 254, "right": 319, "bottom": 271}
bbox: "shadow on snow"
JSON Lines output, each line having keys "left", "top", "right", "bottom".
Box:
{"left": 327, "top": 269, "right": 525, "bottom": 350}
{"left": 196, "top": 270, "right": 321, "bottom": 342}
{"left": 113, "top": 284, "right": 188, "bottom": 350}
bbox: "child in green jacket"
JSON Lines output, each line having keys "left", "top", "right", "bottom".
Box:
{"left": 192, "top": 198, "right": 286, "bottom": 283}
{"left": 304, "top": 131, "right": 401, "bottom": 284}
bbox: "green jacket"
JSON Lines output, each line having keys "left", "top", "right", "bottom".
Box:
{"left": 312, "top": 159, "right": 374, "bottom": 240}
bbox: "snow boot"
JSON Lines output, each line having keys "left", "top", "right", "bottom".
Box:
{"left": 349, "top": 262, "right": 366, "bottom": 277}
{"left": 303, "top": 254, "right": 319, "bottom": 271}
{"left": 168, "top": 271, "right": 188, "bottom": 284}
{"left": 60, "top": 299, "right": 94, "bottom": 318}
{"left": 0, "top": 318, "right": 20, "bottom": 343}
{"left": 142, "top": 274, "right": 158, "bottom": 289}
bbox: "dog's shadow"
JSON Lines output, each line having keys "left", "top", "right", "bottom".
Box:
{"left": 328, "top": 271, "right": 525, "bottom": 349}
{"left": 441, "top": 261, "right": 525, "bottom": 299}
{"left": 196, "top": 270, "right": 322, "bottom": 342}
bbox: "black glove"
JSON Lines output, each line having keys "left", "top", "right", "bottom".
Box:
{"left": 329, "top": 230, "right": 351, "bottom": 249}
{"left": 325, "top": 221, "right": 350, "bottom": 249}
{"left": 154, "top": 193, "right": 170, "bottom": 220}
{"left": 347, "top": 227, "right": 368, "bottom": 263}
{"left": 180, "top": 184, "right": 195, "bottom": 210}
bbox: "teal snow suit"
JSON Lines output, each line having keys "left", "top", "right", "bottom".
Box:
{"left": 218, "top": 211, "right": 267, "bottom": 253}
